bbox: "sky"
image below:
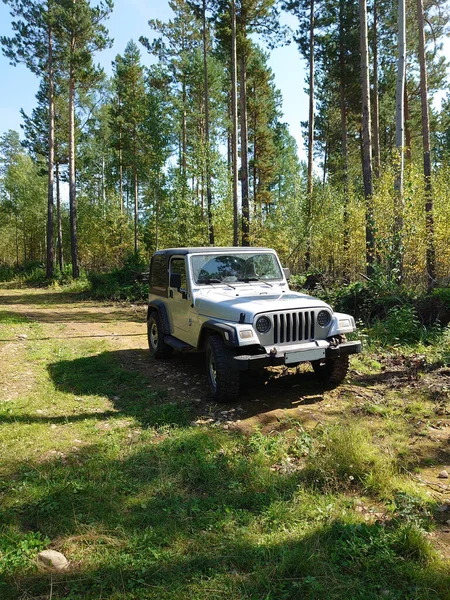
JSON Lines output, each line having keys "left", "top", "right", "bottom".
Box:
{"left": 0, "top": 0, "right": 309, "bottom": 161}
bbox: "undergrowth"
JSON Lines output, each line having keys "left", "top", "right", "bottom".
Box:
{"left": 1, "top": 282, "right": 450, "bottom": 599}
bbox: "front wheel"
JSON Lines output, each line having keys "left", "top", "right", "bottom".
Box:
{"left": 206, "top": 335, "right": 240, "bottom": 402}
{"left": 311, "top": 355, "right": 349, "bottom": 385}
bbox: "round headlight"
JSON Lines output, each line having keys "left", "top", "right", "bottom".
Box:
{"left": 317, "top": 310, "right": 331, "bottom": 327}
{"left": 256, "top": 316, "right": 271, "bottom": 334}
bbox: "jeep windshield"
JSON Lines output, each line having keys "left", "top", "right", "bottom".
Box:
{"left": 191, "top": 252, "right": 283, "bottom": 285}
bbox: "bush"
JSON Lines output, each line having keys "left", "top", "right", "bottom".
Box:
{"left": 416, "top": 288, "right": 450, "bottom": 327}
{"left": 368, "top": 305, "right": 426, "bottom": 345}
{"left": 88, "top": 253, "right": 148, "bottom": 301}
{"left": 0, "top": 265, "right": 16, "bottom": 282}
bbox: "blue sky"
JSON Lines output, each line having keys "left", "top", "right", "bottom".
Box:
{"left": 0, "top": 0, "right": 309, "bottom": 161}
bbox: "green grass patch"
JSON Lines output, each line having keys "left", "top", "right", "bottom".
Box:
{"left": 1, "top": 286, "right": 450, "bottom": 599}
{"left": 0, "top": 311, "right": 30, "bottom": 324}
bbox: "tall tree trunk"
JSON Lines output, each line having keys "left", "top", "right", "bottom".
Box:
{"left": 68, "top": 65, "right": 79, "bottom": 278}
{"left": 231, "top": 0, "right": 239, "bottom": 246}
{"left": 240, "top": 51, "right": 250, "bottom": 246}
{"left": 182, "top": 81, "right": 187, "bottom": 177}
{"left": 15, "top": 210, "right": 19, "bottom": 267}
{"left": 133, "top": 132, "right": 139, "bottom": 254}
{"left": 322, "top": 135, "right": 328, "bottom": 186}
{"left": 306, "top": 0, "right": 314, "bottom": 271}
{"left": 56, "top": 161, "right": 63, "bottom": 271}
{"left": 202, "top": 0, "right": 214, "bottom": 245}
{"left": 155, "top": 183, "right": 159, "bottom": 251}
{"left": 46, "top": 16, "right": 55, "bottom": 279}
{"left": 339, "top": 0, "right": 350, "bottom": 272}
{"left": 417, "top": 0, "right": 436, "bottom": 291}
{"left": 372, "top": 0, "right": 381, "bottom": 178}
{"left": 181, "top": 19, "right": 187, "bottom": 189}
{"left": 393, "top": 0, "right": 406, "bottom": 281}
{"left": 359, "top": 0, "right": 375, "bottom": 276}
{"left": 404, "top": 80, "right": 412, "bottom": 160}
{"left": 119, "top": 126, "right": 124, "bottom": 215}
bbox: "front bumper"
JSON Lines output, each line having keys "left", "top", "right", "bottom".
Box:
{"left": 233, "top": 340, "right": 362, "bottom": 371}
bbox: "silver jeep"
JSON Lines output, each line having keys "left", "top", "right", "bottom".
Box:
{"left": 147, "top": 247, "right": 362, "bottom": 402}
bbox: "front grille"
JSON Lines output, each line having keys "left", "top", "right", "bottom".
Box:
{"left": 272, "top": 310, "right": 315, "bottom": 344}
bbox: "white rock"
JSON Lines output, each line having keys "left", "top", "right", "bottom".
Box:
{"left": 37, "top": 550, "right": 68, "bottom": 571}
{"left": 438, "top": 470, "right": 449, "bottom": 479}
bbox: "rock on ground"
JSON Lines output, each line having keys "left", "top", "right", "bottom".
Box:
{"left": 37, "top": 550, "right": 69, "bottom": 571}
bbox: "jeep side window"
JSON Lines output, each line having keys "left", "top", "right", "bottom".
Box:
{"left": 150, "top": 254, "right": 168, "bottom": 296}
{"left": 170, "top": 257, "right": 187, "bottom": 290}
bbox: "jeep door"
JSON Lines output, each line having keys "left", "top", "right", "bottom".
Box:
{"left": 168, "top": 256, "right": 193, "bottom": 341}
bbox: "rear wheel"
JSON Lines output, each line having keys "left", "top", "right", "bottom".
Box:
{"left": 147, "top": 311, "right": 173, "bottom": 359}
{"left": 206, "top": 335, "right": 240, "bottom": 402}
{"left": 311, "top": 355, "right": 349, "bottom": 385}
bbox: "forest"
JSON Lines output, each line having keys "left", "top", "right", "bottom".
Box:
{"left": 0, "top": 0, "right": 448, "bottom": 294}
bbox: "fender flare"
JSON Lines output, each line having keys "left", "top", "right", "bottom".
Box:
{"left": 147, "top": 301, "right": 171, "bottom": 335}
{"left": 198, "top": 320, "right": 239, "bottom": 349}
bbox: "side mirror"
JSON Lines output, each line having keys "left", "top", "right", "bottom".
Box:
{"left": 283, "top": 267, "right": 290, "bottom": 281}
{"left": 170, "top": 272, "right": 182, "bottom": 289}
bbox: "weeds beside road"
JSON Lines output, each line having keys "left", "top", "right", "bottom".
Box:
{"left": 1, "top": 285, "right": 450, "bottom": 599}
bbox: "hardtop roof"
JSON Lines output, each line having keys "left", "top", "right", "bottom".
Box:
{"left": 152, "top": 247, "right": 276, "bottom": 256}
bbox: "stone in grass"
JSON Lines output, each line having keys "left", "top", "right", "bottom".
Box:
{"left": 438, "top": 470, "right": 449, "bottom": 479}
{"left": 37, "top": 550, "right": 69, "bottom": 571}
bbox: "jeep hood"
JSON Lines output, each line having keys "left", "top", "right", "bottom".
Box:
{"left": 194, "top": 288, "right": 331, "bottom": 323}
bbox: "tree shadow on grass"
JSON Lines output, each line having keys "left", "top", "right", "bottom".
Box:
{"left": 4, "top": 308, "right": 144, "bottom": 324}
{"left": 2, "top": 432, "right": 449, "bottom": 599}
{"left": 0, "top": 291, "right": 90, "bottom": 306}
{"left": 46, "top": 350, "right": 190, "bottom": 429}
{"left": 45, "top": 348, "right": 332, "bottom": 426}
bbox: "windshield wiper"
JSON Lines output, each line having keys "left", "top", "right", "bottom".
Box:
{"left": 198, "top": 278, "right": 236, "bottom": 289}
{"left": 237, "top": 277, "right": 273, "bottom": 287}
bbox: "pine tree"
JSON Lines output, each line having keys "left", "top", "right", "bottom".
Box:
{"left": 1, "top": 0, "right": 58, "bottom": 277}
{"left": 111, "top": 41, "right": 147, "bottom": 254}
{"left": 54, "top": 0, "right": 112, "bottom": 278}
{"left": 416, "top": 0, "right": 436, "bottom": 291}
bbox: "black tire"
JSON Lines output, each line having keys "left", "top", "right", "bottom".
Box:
{"left": 311, "top": 355, "right": 349, "bottom": 385}
{"left": 147, "top": 311, "right": 173, "bottom": 359}
{"left": 206, "top": 335, "right": 240, "bottom": 402}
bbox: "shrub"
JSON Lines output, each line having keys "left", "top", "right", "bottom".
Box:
{"left": 368, "top": 305, "right": 425, "bottom": 345}
{"left": 0, "top": 265, "right": 16, "bottom": 282}
{"left": 88, "top": 253, "right": 148, "bottom": 301}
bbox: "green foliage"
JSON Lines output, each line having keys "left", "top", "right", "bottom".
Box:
{"left": 0, "top": 531, "right": 50, "bottom": 575}
{"left": 301, "top": 422, "right": 395, "bottom": 495}
{"left": 369, "top": 306, "right": 426, "bottom": 346}
{"left": 88, "top": 253, "right": 148, "bottom": 301}
{"left": 391, "top": 492, "right": 434, "bottom": 529}
{"left": 0, "top": 265, "right": 16, "bottom": 282}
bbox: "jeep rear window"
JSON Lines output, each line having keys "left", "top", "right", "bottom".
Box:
{"left": 150, "top": 255, "right": 167, "bottom": 291}
{"left": 191, "top": 253, "right": 283, "bottom": 284}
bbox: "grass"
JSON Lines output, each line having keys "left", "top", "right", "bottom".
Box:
{"left": 1, "top": 288, "right": 450, "bottom": 599}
